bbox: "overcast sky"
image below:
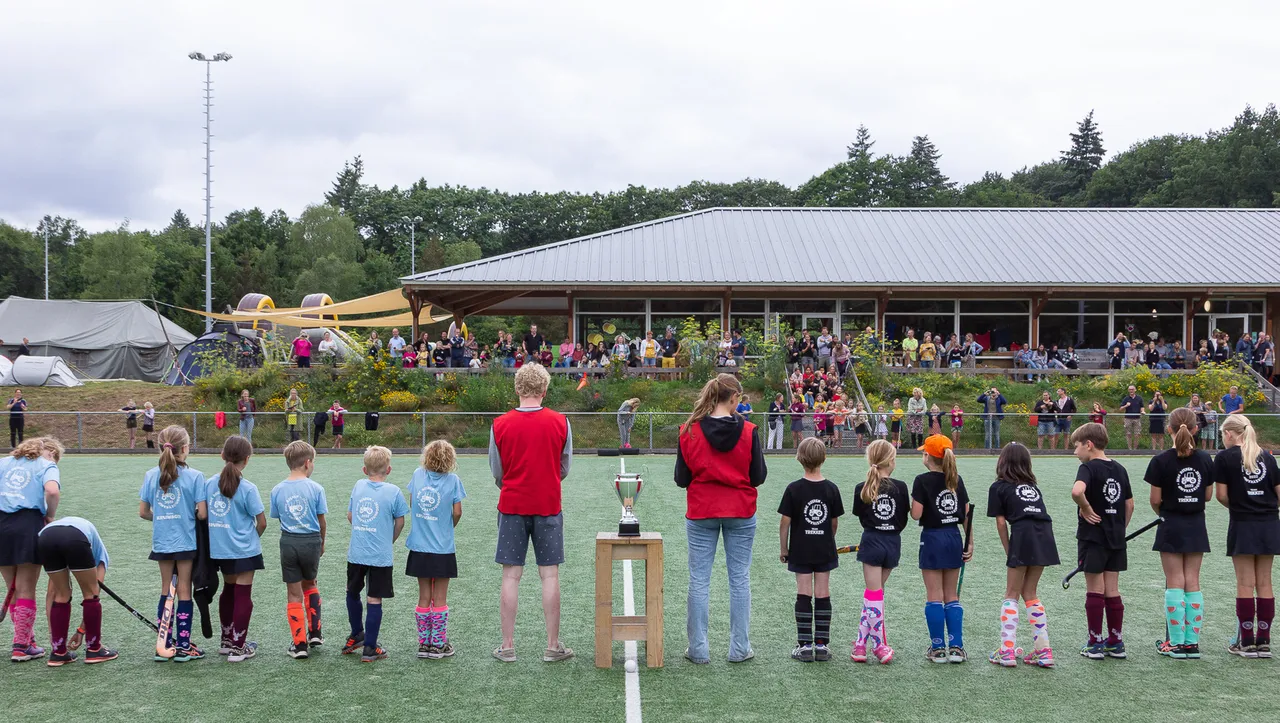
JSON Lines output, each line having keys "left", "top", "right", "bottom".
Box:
{"left": 2, "top": 0, "right": 1276, "bottom": 232}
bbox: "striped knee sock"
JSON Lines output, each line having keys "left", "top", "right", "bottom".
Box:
{"left": 814, "top": 597, "right": 832, "bottom": 646}
{"left": 1165, "top": 588, "right": 1186, "bottom": 646}
{"left": 1025, "top": 598, "right": 1049, "bottom": 651}
{"left": 999, "top": 598, "right": 1019, "bottom": 653}
{"left": 795, "top": 594, "right": 813, "bottom": 645}
{"left": 1184, "top": 591, "right": 1203, "bottom": 645}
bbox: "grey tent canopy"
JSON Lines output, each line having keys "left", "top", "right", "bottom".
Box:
{"left": 0, "top": 297, "right": 195, "bottom": 382}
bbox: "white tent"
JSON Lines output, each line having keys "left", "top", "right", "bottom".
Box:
{"left": 0, "top": 356, "right": 83, "bottom": 387}
{"left": 0, "top": 356, "right": 10, "bottom": 380}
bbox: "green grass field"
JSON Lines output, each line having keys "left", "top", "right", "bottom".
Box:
{"left": 2, "top": 453, "right": 1270, "bottom": 722}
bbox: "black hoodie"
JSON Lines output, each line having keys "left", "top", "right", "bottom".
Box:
{"left": 674, "top": 414, "right": 767, "bottom": 489}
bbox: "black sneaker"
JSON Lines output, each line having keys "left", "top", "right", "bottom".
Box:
{"left": 84, "top": 646, "right": 118, "bottom": 664}
{"left": 1256, "top": 642, "right": 1272, "bottom": 659}
{"left": 46, "top": 650, "right": 77, "bottom": 667}
{"left": 1182, "top": 643, "right": 1201, "bottom": 659}
{"left": 361, "top": 644, "right": 387, "bottom": 662}
{"left": 287, "top": 642, "right": 309, "bottom": 659}
{"left": 341, "top": 634, "right": 365, "bottom": 655}
{"left": 308, "top": 629, "right": 324, "bottom": 647}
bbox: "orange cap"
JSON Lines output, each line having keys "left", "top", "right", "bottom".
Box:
{"left": 919, "top": 434, "right": 953, "bottom": 458}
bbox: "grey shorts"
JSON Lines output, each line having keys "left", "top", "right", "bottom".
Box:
{"left": 1123, "top": 418, "right": 1141, "bottom": 434}
{"left": 495, "top": 512, "right": 565, "bottom": 567}
{"left": 279, "top": 531, "right": 322, "bottom": 583}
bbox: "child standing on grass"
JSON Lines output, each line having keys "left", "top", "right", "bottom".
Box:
{"left": 1, "top": 436, "right": 62, "bottom": 663}
{"left": 912, "top": 435, "right": 973, "bottom": 663}
{"left": 206, "top": 435, "right": 266, "bottom": 663}
{"left": 345, "top": 445, "right": 409, "bottom": 662}
{"left": 1147, "top": 407, "right": 1212, "bottom": 660}
{"left": 950, "top": 404, "right": 964, "bottom": 446}
{"left": 1069, "top": 422, "right": 1134, "bottom": 660}
{"left": 138, "top": 425, "right": 207, "bottom": 662}
{"left": 851, "top": 439, "right": 909, "bottom": 664}
{"left": 407, "top": 440, "right": 466, "bottom": 659}
{"left": 269, "top": 441, "right": 328, "bottom": 659}
{"left": 986, "top": 443, "right": 1060, "bottom": 668}
{"left": 1215, "top": 414, "right": 1280, "bottom": 658}
{"left": 779, "top": 438, "right": 843, "bottom": 663}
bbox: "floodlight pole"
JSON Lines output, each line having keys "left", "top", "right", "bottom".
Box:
{"left": 190, "top": 51, "right": 232, "bottom": 332}
{"left": 402, "top": 215, "right": 423, "bottom": 276}
{"left": 43, "top": 225, "right": 49, "bottom": 300}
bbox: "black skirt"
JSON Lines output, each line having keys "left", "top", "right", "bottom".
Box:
{"left": 213, "top": 554, "right": 266, "bottom": 575}
{"left": 405, "top": 551, "right": 458, "bottom": 579}
{"left": 0, "top": 508, "right": 45, "bottom": 566}
{"left": 149, "top": 549, "right": 198, "bottom": 561}
{"left": 856, "top": 530, "right": 901, "bottom": 570}
{"left": 1007, "top": 519, "right": 1060, "bottom": 568}
{"left": 1153, "top": 513, "right": 1211, "bottom": 554}
{"left": 1226, "top": 517, "right": 1280, "bottom": 557}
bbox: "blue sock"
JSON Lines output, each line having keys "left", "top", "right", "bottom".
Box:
{"left": 925, "top": 601, "right": 946, "bottom": 649}
{"left": 175, "top": 600, "right": 194, "bottom": 649}
{"left": 346, "top": 590, "right": 363, "bottom": 638}
{"left": 365, "top": 602, "right": 383, "bottom": 649}
{"left": 945, "top": 601, "right": 964, "bottom": 649}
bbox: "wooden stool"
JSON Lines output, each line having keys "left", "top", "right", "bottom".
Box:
{"left": 595, "top": 532, "right": 664, "bottom": 668}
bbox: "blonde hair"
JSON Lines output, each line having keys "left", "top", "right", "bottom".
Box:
{"left": 1169, "top": 407, "right": 1199, "bottom": 458}
{"left": 796, "top": 437, "right": 826, "bottom": 471}
{"left": 514, "top": 362, "right": 551, "bottom": 398}
{"left": 10, "top": 436, "right": 64, "bottom": 463}
{"left": 682, "top": 373, "right": 742, "bottom": 433}
{"left": 421, "top": 439, "right": 457, "bottom": 473}
{"left": 156, "top": 425, "right": 190, "bottom": 492}
{"left": 626, "top": 398, "right": 641, "bottom": 409}
{"left": 363, "top": 445, "right": 392, "bottom": 476}
{"left": 283, "top": 440, "right": 316, "bottom": 471}
{"left": 862, "top": 439, "right": 896, "bottom": 504}
{"left": 1222, "top": 414, "right": 1262, "bottom": 474}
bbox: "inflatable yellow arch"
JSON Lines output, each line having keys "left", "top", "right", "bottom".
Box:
{"left": 235, "top": 294, "right": 275, "bottom": 331}
{"left": 300, "top": 293, "right": 339, "bottom": 330}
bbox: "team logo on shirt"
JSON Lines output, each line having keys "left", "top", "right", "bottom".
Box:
{"left": 935, "top": 490, "right": 959, "bottom": 516}
{"left": 209, "top": 496, "right": 231, "bottom": 518}
{"left": 285, "top": 495, "right": 309, "bottom": 522}
{"left": 1103, "top": 478, "right": 1122, "bottom": 504}
{"left": 873, "top": 495, "right": 896, "bottom": 521}
{"left": 355, "top": 496, "right": 379, "bottom": 523}
{"left": 1243, "top": 463, "right": 1268, "bottom": 486}
{"left": 157, "top": 486, "right": 182, "bottom": 510}
{"left": 1015, "top": 484, "right": 1041, "bottom": 503}
{"left": 1177, "top": 468, "right": 1203, "bottom": 494}
{"left": 3, "top": 469, "right": 30, "bottom": 491}
{"left": 803, "top": 499, "right": 828, "bottom": 527}
{"left": 417, "top": 486, "right": 441, "bottom": 513}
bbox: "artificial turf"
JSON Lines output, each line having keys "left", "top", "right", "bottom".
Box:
{"left": 1, "top": 453, "right": 1270, "bottom": 722}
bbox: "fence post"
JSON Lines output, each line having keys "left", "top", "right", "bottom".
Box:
{"left": 77, "top": 413, "right": 83, "bottom": 450}
{"left": 192, "top": 412, "right": 198, "bottom": 449}
{"left": 421, "top": 413, "right": 427, "bottom": 447}
{"left": 648, "top": 412, "right": 654, "bottom": 451}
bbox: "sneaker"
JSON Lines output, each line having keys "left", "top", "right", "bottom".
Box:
{"left": 872, "top": 643, "right": 894, "bottom": 664}
{"left": 494, "top": 645, "right": 517, "bottom": 663}
{"left": 948, "top": 646, "right": 968, "bottom": 663}
{"left": 173, "top": 645, "right": 205, "bottom": 663}
{"left": 925, "top": 646, "right": 948, "bottom": 664}
{"left": 308, "top": 629, "right": 324, "bottom": 647}
{"left": 418, "top": 643, "right": 435, "bottom": 659}
{"left": 682, "top": 648, "right": 709, "bottom": 665}
{"left": 11, "top": 643, "right": 46, "bottom": 662}
{"left": 287, "top": 642, "right": 310, "bottom": 659}
{"left": 989, "top": 648, "right": 1017, "bottom": 668}
{"left": 84, "top": 646, "right": 118, "bottom": 664}
{"left": 360, "top": 645, "right": 387, "bottom": 662}
{"left": 813, "top": 643, "right": 830, "bottom": 662}
{"left": 791, "top": 643, "right": 815, "bottom": 662}
{"left": 46, "top": 650, "right": 77, "bottom": 667}
{"left": 1183, "top": 643, "right": 1201, "bottom": 659}
{"left": 543, "top": 642, "right": 574, "bottom": 662}
{"left": 1227, "top": 640, "right": 1258, "bottom": 658}
{"left": 341, "top": 634, "right": 364, "bottom": 655}
{"left": 434, "top": 642, "right": 455, "bottom": 659}
{"left": 850, "top": 641, "right": 868, "bottom": 663}
{"left": 1104, "top": 641, "right": 1127, "bottom": 659}
{"left": 227, "top": 642, "right": 257, "bottom": 663}
{"left": 1024, "top": 647, "right": 1055, "bottom": 668}
{"left": 1156, "top": 639, "right": 1186, "bottom": 659}
{"left": 1080, "top": 642, "right": 1106, "bottom": 660}
{"left": 1257, "top": 643, "right": 1272, "bottom": 659}
{"left": 727, "top": 649, "right": 755, "bottom": 663}
{"left": 218, "top": 639, "right": 234, "bottom": 655}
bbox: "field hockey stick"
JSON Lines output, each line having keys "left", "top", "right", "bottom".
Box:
{"left": 155, "top": 574, "right": 178, "bottom": 659}
{"left": 836, "top": 545, "right": 860, "bottom": 555}
{"left": 1063, "top": 516, "right": 1163, "bottom": 589}
{"left": 100, "top": 581, "right": 161, "bottom": 633}
{"left": 0, "top": 582, "right": 13, "bottom": 623}
{"left": 957, "top": 508, "right": 975, "bottom": 598}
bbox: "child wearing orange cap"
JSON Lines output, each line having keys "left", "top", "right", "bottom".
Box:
{"left": 911, "top": 434, "right": 972, "bottom": 663}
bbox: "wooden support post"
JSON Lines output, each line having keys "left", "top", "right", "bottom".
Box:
{"left": 567, "top": 291, "right": 575, "bottom": 344}
{"left": 408, "top": 292, "right": 423, "bottom": 344}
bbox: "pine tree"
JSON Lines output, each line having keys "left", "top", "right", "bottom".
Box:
{"left": 1060, "top": 110, "right": 1106, "bottom": 198}
{"left": 892, "top": 135, "right": 954, "bottom": 205}
{"left": 846, "top": 125, "right": 875, "bottom": 161}
{"left": 324, "top": 156, "right": 364, "bottom": 211}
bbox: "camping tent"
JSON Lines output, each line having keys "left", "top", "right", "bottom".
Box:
{"left": 0, "top": 356, "right": 83, "bottom": 387}
{"left": 0, "top": 297, "right": 195, "bottom": 382}
{"left": 165, "top": 330, "right": 253, "bottom": 386}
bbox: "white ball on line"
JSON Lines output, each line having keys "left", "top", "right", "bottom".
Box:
{"left": 624, "top": 659, "right": 638, "bottom": 673}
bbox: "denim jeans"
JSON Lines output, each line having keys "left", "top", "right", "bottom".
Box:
{"left": 686, "top": 516, "right": 756, "bottom": 662}
{"left": 984, "top": 417, "right": 1001, "bottom": 449}
{"left": 239, "top": 417, "right": 254, "bottom": 443}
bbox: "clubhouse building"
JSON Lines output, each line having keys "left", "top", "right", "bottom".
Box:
{"left": 401, "top": 207, "right": 1280, "bottom": 357}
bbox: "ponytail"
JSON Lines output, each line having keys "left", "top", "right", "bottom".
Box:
{"left": 862, "top": 439, "right": 896, "bottom": 504}
{"left": 941, "top": 448, "right": 959, "bottom": 493}
{"left": 682, "top": 373, "right": 742, "bottom": 436}
{"left": 1168, "top": 407, "right": 1198, "bottom": 458}
{"left": 156, "top": 425, "right": 190, "bottom": 492}
{"left": 218, "top": 435, "right": 253, "bottom": 499}
{"left": 1222, "top": 414, "right": 1262, "bottom": 475}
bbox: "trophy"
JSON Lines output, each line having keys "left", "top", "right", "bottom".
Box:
{"left": 614, "top": 460, "right": 644, "bottom": 537}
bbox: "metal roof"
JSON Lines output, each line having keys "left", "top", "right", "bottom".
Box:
{"left": 402, "top": 207, "right": 1280, "bottom": 287}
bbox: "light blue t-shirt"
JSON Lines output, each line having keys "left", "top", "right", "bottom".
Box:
{"left": 41, "top": 516, "right": 109, "bottom": 569}
{"left": 269, "top": 478, "right": 329, "bottom": 535}
{"left": 206, "top": 476, "right": 265, "bottom": 560}
{"left": 406, "top": 469, "right": 467, "bottom": 554}
{"left": 0, "top": 455, "right": 60, "bottom": 514}
{"left": 347, "top": 479, "right": 409, "bottom": 568}
{"left": 139, "top": 465, "right": 205, "bottom": 554}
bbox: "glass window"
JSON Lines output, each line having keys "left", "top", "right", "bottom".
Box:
{"left": 1112, "top": 315, "right": 1185, "bottom": 346}
{"left": 883, "top": 315, "right": 955, "bottom": 342}
{"left": 578, "top": 315, "right": 646, "bottom": 348}
{"left": 1251, "top": 315, "right": 1265, "bottom": 337}
{"left": 770, "top": 300, "right": 837, "bottom": 314}
{"left": 884, "top": 299, "right": 955, "bottom": 314}
{"left": 841, "top": 314, "right": 876, "bottom": 338}
{"left": 1042, "top": 300, "right": 1108, "bottom": 315}
{"left": 1192, "top": 317, "right": 1211, "bottom": 349}
{"left": 958, "top": 300, "right": 1029, "bottom": 314}
{"left": 730, "top": 299, "right": 764, "bottom": 313}
{"left": 1113, "top": 300, "right": 1183, "bottom": 315}
{"left": 842, "top": 300, "right": 876, "bottom": 313}
{"left": 1039, "top": 315, "right": 1111, "bottom": 349}
{"left": 652, "top": 316, "right": 718, "bottom": 340}
{"left": 1222, "top": 300, "right": 1265, "bottom": 314}
{"left": 577, "top": 299, "right": 645, "bottom": 313}
{"left": 960, "top": 314, "right": 1031, "bottom": 351}
{"left": 649, "top": 299, "right": 721, "bottom": 314}
{"left": 730, "top": 316, "right": 764, "bottom": 354}
{"left": 775, "top": 315, "right": 803, "bottom": 340}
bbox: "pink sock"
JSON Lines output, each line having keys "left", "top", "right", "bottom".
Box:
{"left": 12, "top": 599, "right": 37, "bottom": 647}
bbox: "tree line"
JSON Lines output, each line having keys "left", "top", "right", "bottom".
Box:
{"left": 2, "top": 104, "right": 1279, "bottom": 333}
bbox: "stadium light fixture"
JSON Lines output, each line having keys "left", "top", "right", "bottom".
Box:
{"left": 189, "top": 50, "right": 232, "bottom": 332}
{"left": 402, "top": 215, "right": 424, "bottom": 276}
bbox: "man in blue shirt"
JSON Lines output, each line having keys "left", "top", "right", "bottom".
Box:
{"left": 731, "top": 330, "right": 748, "bottom": 368}
{"left": 1220, "top": 385, "right": 1245, "bottom": 416}
{"left": 976, "top": 386, "right": 1007, "bottom": 449}
{"left": 345, "top": 445, "right": 408, "bottom": 663}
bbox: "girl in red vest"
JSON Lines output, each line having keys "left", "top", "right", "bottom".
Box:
{"left": 676, "top": 373, "right": 767, "bottom": 664}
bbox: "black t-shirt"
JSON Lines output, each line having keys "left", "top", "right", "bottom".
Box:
{"left": 777, "top": 478, "right": 845, "bottom": 565}
{"left": 986, "top": 480, "right": 1052, "bottom": 523}
{"left": 17, "top": 343, "right": 30, "bottom": 357}
{"left": 786, "top": 343, "right": 800, "bottom": 364}
{"left": 1075, "top": 459, "right": 1133, "bottom": 548}
{"left": 121, "top": 405, "right": 138, "bottom": 421}
{"left": 947, "top": 346, "right": 963, "bottom": 364}
{"left": 523, "top": 333, "right": 544, "bottom": 357}
{"left": 1120, "top": 395, "right": 1143, "bottom": 418}
{"left": 661, "top": 337, "right": 677, "bottom": 357}
{"left": 1034, "top": 399, "right": 1055, "bottom": 422}
{"left": 1212, "top": 343, "right": 1230, "bottom": 362}
{"left": 911, "top": 471, "right": 969, "bottom": 528}
{"left": 1144, "top": 448, "right": 1213, "bottom": 515}
{"left": 853, "top": 478, "right": 909, "bottom": 534}
{"left": 1214, "top": 445, "right": 1280, "bottom": 520}
{"left": 799, "top": 337, "right": 814, "bottom": 358}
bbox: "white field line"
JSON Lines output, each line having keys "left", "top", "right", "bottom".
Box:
{"left": 623, "top": 558, "right": 642, "bottom": 723}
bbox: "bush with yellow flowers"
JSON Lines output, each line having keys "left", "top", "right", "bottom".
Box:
{"left": 379, "top": 390, "right": 420, "bottom": 412}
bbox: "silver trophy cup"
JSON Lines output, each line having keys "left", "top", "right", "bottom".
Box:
{"left": 614, "top": 462, "right": 644, "bottom": 537}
